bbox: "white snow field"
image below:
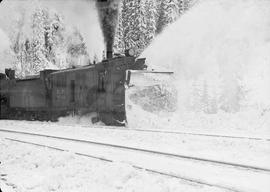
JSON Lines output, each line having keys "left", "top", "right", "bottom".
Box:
{"left": 1, "top": 120, "right": 270, "bottom": 169}
{"left": 1, "top": 134, "right": 233, "bottom": 192}
{"left": 0, "top": 120, "right": 270, "bottom": 192}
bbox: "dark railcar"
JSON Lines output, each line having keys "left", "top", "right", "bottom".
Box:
{"left": 0, "top": 56, "right": 146, "bottom": 126}
{"left": 48, "top": 56, "right": 142, "bottom": 125}
{"left": 2, "top": 70, "right": 56, "bottom": 120}
{"left": 49, "top": 64, "right": 99, "bottom": 120}
{"left": 0, "top": 74, "right": 10, "bottom": 119}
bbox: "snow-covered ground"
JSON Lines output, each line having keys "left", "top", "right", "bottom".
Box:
{"left": 1, "top": 120, "right": 270, "bottom": 169}
{"left": 1, "top": 135, "right": 232, "bottom": 192}
{"left": 0, "top": 120, "right": 270, "bottom": 192}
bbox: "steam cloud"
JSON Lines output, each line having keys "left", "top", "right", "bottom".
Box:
{"left": 0, "top": 28, "right": 12, "bottom": 73}
{"left": 42, "top": 0, "right": 105, "bottom": 61}
{"left": 0, "top": 0, "right": 105, "bottom": 62}
{"left": 0, "top": 28, "right": 9, "bottom": 52}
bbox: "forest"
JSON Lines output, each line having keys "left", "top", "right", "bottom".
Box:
{"left": 1, "top": 0, "right": 193, "bottom": 77}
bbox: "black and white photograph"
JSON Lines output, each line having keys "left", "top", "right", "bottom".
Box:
{"left": 0, "top": 0, "right": 270, "bottom": 191}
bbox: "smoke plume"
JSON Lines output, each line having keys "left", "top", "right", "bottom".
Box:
{"left": 96, "top": 0, "right": 120, "bottom": 58}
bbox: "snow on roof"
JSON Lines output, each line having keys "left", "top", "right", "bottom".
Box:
{"left": 50, "top": 64, "right": 96, "bottom": 76}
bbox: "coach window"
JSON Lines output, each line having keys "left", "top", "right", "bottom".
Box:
{"left": 98, "top": 72, "right": 105, "bottom": 92}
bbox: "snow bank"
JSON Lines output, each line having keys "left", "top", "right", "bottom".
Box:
{"left": 57, "top": 112, "right": 105, "bottom": 126}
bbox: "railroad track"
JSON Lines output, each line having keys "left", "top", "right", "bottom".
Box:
{"left": 81, "top": 125, "right": 270, "bottom": 141}
{"left": 4, "top": 137, "right": 239, "bottom": 192}
{"left": 1, "top": 128, "right": 270, "bottom": 192}
{"left": 0, "top": 128, "right": 269, "bottom": 172}
{"left": 2, "top": 121, "right": 270, "bottom": 141}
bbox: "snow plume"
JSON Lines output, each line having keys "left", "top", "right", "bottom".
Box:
{"left": 96, "top": 0, "right": 120, "bottom": 58}
{"left": 142, "top": 0, "right": 270, "bottom": 113}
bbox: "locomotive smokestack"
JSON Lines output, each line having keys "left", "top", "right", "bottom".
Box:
{"left": 107, "top": 47, "right": 113, "bottom": 59}
{"left": 96, "top": 0, "right": 120, "bottom": 59}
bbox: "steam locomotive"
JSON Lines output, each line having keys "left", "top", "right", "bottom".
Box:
{"left": 0, "top": 0, "right": 172, "bottom": 126}
{"left": 0, "top": 54, "right": 147, "bottom": 126}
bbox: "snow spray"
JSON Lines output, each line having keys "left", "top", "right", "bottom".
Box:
{"left": 125, "top": 0, "right": 270, "bottom": 129}
{"left": 54, "top": 0, "right": 105, "bottom": 61}
{"left": 142, "top": 0, "right": 270, "bottom": 113}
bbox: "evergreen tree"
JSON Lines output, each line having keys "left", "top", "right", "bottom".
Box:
{"left": 155, "top": 0, "right": 163, "bottom": 34}
{"left": 156, "top": 0, "right": 179, "bottom": 33}
{"left": 178, "top": 0, "right": 191, "bottom": 15}
{"left": 114, "top": 0, "right": 194, "bottom": 55}
{"left": 67, "top": 28, "right": 87, "bottom": 57}
{"left": 9, "top": 0, "right": 196, "bottom": 76}
{"left": 113, "top": 0, "right": 125, "bottom": 54}
{"left": 30, "top": 7, "right": 49, "bottom": 74}
{"left": 66, "top": 27, "right": 88, "bottom": 67}
{"left": 47, "top": 11, "right": 65, "bottom": 64}
{"left": 120, "top": 0, "right": 148, "bottom": 56}
{"left": 144, "top": 0, "right": 157, "bottom": 48}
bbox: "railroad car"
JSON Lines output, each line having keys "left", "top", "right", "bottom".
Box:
{"left": 0, "top": 56, "right": 146, "bottom": 126}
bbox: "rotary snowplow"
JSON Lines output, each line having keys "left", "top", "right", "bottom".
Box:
{"left": 124, "top": 64, "right": 177, "bottom": 127}
{"left": 95, "top": 0, "right": 177, "bottom": 126}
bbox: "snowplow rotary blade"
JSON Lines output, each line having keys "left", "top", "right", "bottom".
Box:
{"left": 125, "top": 70, "right": 177, "bottom": 127}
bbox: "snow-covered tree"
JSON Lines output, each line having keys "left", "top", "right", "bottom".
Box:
{"left": 9, "top": 5, "right": 91, "bottom": 76}
{"left": 30, "top": 7, "right": 50, "bottom": 74}
{"left": 114, "top": 0, "right": 148, "bottom": 56}
{"left": 113, "top": 0, "right": 194, "bottom": 55}
{"left": 178, "top": 0, "right": 192, "bottom": 15}
{"left": 113, "top": 0, "right": 125, "bottom": 54}
{"left": 156, "top": 0, "right": 180, "bottom": 33}
{"left": 124, "top": 0, "right": 146, "bottom": 52}
{"left": 144, "top": 0, "right": 157, "bottom": 47}
{"left": 66, "top": 27, "right": 88, "bottom": 67}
